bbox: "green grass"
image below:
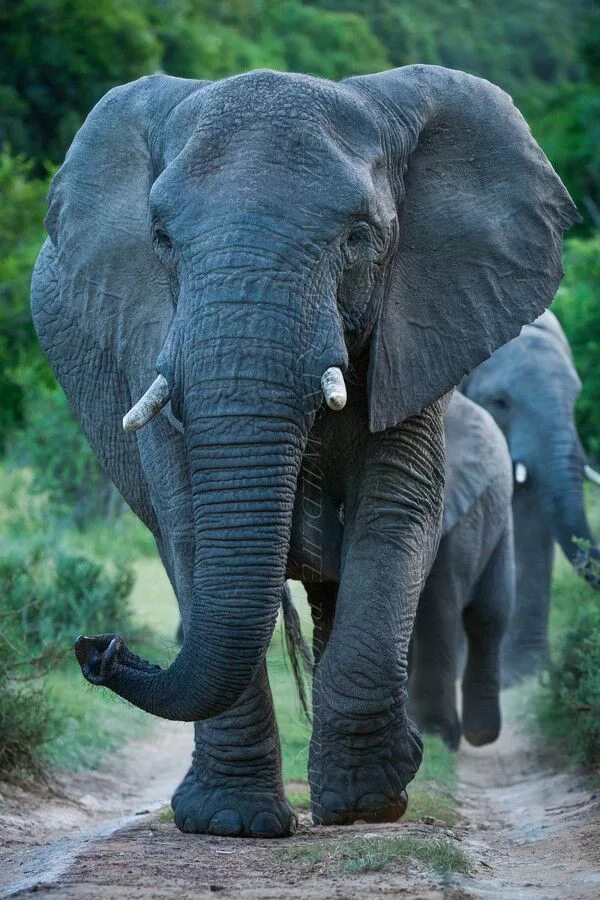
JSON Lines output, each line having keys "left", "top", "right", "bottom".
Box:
{"left": 157, "top": 807, "right": 175, "bottom": 822}
{"left": 275, "top": 835, "right": 469, "bottom": 876}
{"left": 404, "top": 736, "right": 458, "bottom": 824}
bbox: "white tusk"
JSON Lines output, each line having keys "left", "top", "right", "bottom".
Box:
{"left": 321, "top": 367, "right": 347, "bottom": 411}
{"left": 514, "top": 462, "right": 528, "bottom": 484}
{"left": 123, "top": 375, "right": 171, "bottom": 433}
{"left": 584, "top": 464, "right": 600, "bottom": 487}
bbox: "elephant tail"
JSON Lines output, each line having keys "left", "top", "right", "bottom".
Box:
{"left": 281, "top": 581, "right": 313, "bottom": 721}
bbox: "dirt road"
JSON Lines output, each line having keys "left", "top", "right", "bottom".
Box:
{"left": 1, "top": 710, "right": 598, "bottom": 899}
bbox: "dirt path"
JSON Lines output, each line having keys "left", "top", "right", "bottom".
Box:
{"left": 456, "top": 725, "right": 600, "bottom": 898}
{"left": 1, "top": 710, "right": 598, "bottom": 899}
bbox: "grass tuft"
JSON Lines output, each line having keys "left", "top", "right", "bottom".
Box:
{"left": 404, "top": 736, "right": 458, "bottom": 825}
{"left": 275, "top": 835, "right": 469, "bottom": 876}
{"left": 157, "top": 807, "right": 175, "bottom": 823}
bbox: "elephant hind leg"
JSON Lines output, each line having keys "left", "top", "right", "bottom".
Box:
{"left": 462, "top": 524, "right": 514, "bottom": 747}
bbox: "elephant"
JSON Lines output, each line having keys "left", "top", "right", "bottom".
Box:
{"left": 408, "top": 392, "right": 514, "bottom": 750}
{"left": 31, "top": 65, "right": 577, "bottom": 837}
{"left": 462, "top": 310, "right": 600, "bottom": 683}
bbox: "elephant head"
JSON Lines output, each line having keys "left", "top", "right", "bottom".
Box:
{"left": 32, "top": 66, "right": 578, "bottom": 721}
{"left": 462, "top": 310, "right": 600, "bottom": 583}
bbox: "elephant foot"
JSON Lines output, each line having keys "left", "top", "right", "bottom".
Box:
{"left": 311, "top": 716, "right": 422, "bottom": 826}
{"left": 462, "top": 691, "right": 501, "bottom": 747}
{"left": 171, "top": 768, "right": 297, "bottom": 838}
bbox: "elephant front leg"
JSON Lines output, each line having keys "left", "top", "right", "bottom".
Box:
{"left": 171, "top": 662, "right": 296, "bottom": 837}
{"left": 310, "top": 411, "right": 445, "bottom": 826}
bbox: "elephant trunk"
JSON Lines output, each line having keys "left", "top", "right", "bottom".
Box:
{"left": 76, "top": 296, "right": 312, "bottom": 719}
{"left": 537, "top": 426, "right": 600, "bottom": 587}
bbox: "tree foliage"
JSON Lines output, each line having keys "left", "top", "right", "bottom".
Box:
{"left": 553, "top": 236, "right": 600, "bottom": 458}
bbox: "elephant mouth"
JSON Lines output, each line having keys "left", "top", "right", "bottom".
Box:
{"left": 122, "top": 368, "right": 348, "bottom": 435}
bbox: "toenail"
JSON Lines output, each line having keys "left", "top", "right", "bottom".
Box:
{"left": 208, "top": 809, "right": 243, "bottom": 836}
{"left": 250, "top": 811, "right": 283, "bottom": 837}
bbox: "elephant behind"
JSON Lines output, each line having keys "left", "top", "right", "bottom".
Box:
{"left": 409, "top": 392, "right": 514, "bottom": 749}
{"left": 462, "top": 310, "right": 600, "bottom": 683}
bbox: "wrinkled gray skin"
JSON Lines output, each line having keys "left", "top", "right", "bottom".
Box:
{"left": 31, "top": 66, "right": 576, "bottom": 837}
{"left": 462, "top": 311, "right": 599, "bottom": 683}
{"left": 408, "top": 393, "right": 514, "bottom": 750}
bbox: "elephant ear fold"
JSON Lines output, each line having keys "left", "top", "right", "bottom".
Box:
{"left": 348, "top": 65, "right": 580, "bottom": 433}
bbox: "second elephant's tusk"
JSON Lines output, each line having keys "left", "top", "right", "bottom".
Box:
{"left": 584, "top": 464, "right": 600, "bottom": 487}
{"left": 321, "top": 367, "right": 347, "bottom": 411}
{"left": 514, "top": 462, "right": 528, "bottom": 484}
{"left": 123, "top": 375, "right": 171, "bottom": 433}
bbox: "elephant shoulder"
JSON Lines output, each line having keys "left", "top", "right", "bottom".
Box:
{"left": 442, "top": 392, "right": 511, "bottom": 534}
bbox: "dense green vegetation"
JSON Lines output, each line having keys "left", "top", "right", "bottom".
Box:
{"left": 534, "top": 493, "right": 600, "bottom": 769}
{"left": 0, "top": 1, "right": 598, "bottom": 788}
{"left": 554, "top": 237, "right": 600, "bottom": 457}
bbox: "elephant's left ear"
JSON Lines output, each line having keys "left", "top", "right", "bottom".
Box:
{"left": 346, "top": 66, "right": 580, "bottom": 433}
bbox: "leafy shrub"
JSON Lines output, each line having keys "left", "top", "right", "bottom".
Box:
{"left": 7, "top": 384, "right": 122, "bottom": 527}
{"left": 539, "top": 605, "right": 600, "bottom": 769}
{"left": 0, "top": 670, "right": 57, "bottom": 780}
{"left": 0, "top": 480, "right": 135, "bottom": 780}
{"left": 0, "top": 149, "right": 49, "bottom": 445}
{"left": 553, "top": 236, "right": 600, "bottom": 458}
{"left": 537, "top": 527, "right": 600, "bottom": 769}
{"left": 0, "top": 546, "right": 133, "bottom": 653}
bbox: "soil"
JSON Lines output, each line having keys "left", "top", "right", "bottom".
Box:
{"left": 0, "top": 711, "right": 598, "bottom": 899}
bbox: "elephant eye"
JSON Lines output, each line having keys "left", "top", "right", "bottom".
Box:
{"left": 151, "top": 215, "right": 173, "bottom": 252}
{"left": 342, "top": 221, "right": 376, "bottom": 265}
{"left": 156, "top": 227, "right": 172, "bottom": 250}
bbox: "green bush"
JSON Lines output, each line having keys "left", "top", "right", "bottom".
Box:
{"left": 0, "top": 670, "right": 57, "bottom": 779}
{"left": 8, "top": 384, "right": 120, "bottom": 527}
{"left": 553, "top": 236, "right": 600, "bottom": 458}
{"left": 546, "top": 608, "right": 600, "bottom": 768}
{"left": 0, "top": 547, "right": 133, "bottom": 651}
{"left": 0, "top": 148, "right": 49, "bottom": 445}
{"left": 536, "top": 514, "right": 600, "bottom": 770}
{"left": 0, "top": 471, "right": 135, "bottom": 780}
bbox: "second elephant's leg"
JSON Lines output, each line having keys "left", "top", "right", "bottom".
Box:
{"left": 171, "top": 662, "right": 296, "bottom": 837}
{"left": 462, "top": 524, "right": 514, "bottom": 746}
{"left": 408, "top": 548, "right": 462, "bottom": 751}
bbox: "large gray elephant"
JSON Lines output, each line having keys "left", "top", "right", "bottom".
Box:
{"left": 31, "top": 66, "right": 576, "bottom": 837}
{"left": 462, "top": 310, "right": 600, "bottom": 682}
{"left": 409, "top": 392, "right": 514, "bottom": 750}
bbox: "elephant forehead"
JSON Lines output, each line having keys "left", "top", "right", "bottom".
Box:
{"left": 162, "top": 69, "right": 382, "bottom": 169}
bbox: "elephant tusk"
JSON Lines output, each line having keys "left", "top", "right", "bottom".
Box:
{"left": 123, "top": 375, "right": 171, "bottom": 432}
{"left": 321, "top": 367, "right": 347, "bottom": 411}
{"left": 584, "top": 464, "right": 600, "bottom": 487}
{"left": 514, "top": 462, "right": 528, "bottom": 484}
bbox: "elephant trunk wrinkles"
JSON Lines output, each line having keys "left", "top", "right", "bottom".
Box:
{"left": 88, "top": 302, "right": 309, "bottom": 719}
{"left": 113, "top": 436, "right": 302, "bottom": 719}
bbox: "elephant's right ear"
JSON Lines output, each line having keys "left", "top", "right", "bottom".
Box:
{"left": 347, "top": 66, "right": 580, "bottom": 433}
{"left": 44, "top": 74, "right": 209, "bottom": 376}
{"left": 32, "top": 75, "right": 210, "bottom": 533}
